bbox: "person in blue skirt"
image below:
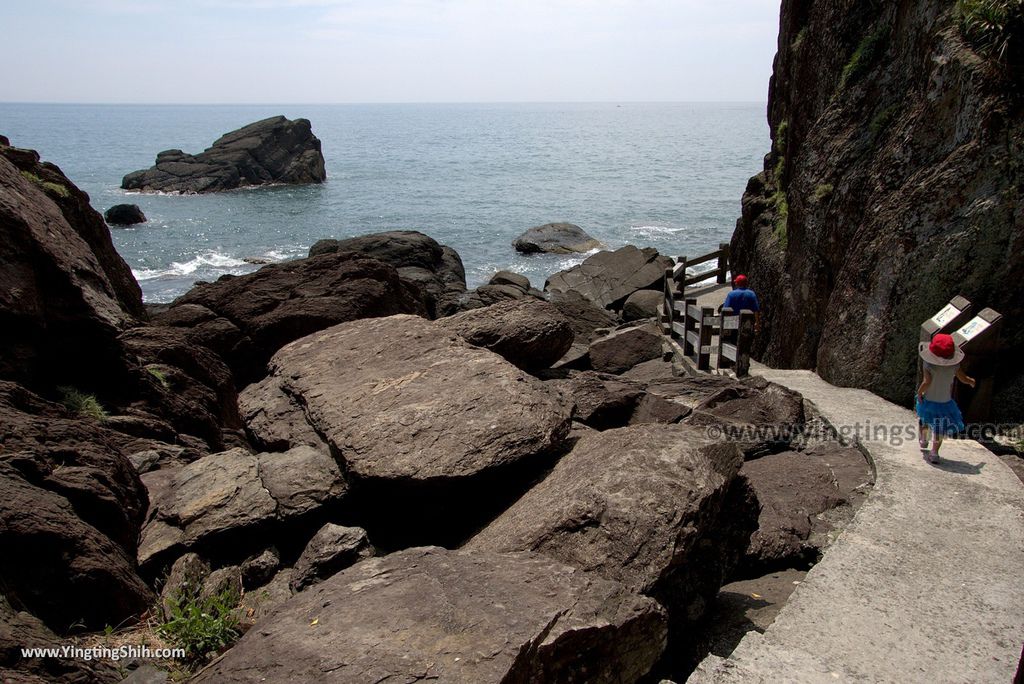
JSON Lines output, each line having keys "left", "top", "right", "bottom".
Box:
{"left": 916, "top": 333, "right": 975, "bottom": 463}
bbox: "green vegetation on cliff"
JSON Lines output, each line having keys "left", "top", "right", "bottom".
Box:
{"left": 840, "top": 25, "right": 891, "bottom": 89}
{"left": 956, "top": 0, "right": 1024, "bottom": 63}
{"left": 19, "top": 169, "right": 69, "bottom": 198}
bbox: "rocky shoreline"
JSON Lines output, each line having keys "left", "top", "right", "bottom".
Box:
{"left": 0, "top": 137, "right": 873, "bottom": 683}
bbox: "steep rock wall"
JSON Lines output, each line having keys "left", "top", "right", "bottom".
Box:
{"left": 732, "top": 0, "right": 1023, "bottom": 420}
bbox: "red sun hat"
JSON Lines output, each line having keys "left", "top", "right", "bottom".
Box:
{"left": 734, "top": 274, "right": 748, "bottom": 287}
{"left": 919, "top": 333, "right": 964, "bottom": 366}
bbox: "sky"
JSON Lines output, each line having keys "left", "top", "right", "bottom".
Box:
{"left": 0, "top": 0, "right": 780, "bottom": 104}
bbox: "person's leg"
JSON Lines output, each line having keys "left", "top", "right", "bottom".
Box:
{"left": 919, "top": 422, "right": 930, "bottom": 449}
{"left": 930, "top": 433, "right": 943, "bottom": 462}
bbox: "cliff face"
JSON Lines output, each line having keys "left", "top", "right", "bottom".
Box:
{"left": 0, "top": 139, "right": 143, "bottom": 393}
{"left": 733, "top": 0, "right": 1023, "bottom": 420}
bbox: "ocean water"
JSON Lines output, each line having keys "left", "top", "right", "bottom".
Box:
{"left": 0, "top": 102, "right": 767, "bottom": 302}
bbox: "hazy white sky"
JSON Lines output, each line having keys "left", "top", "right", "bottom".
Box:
{"left": 0, "top": 0, "right": 780, "bottom": 104}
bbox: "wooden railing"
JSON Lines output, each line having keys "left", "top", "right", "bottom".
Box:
{"left": 718, "top": 307, "right": 755, "bottom": 377}
{"left": 660, "top": 244, "right": 754, "bottom": 377}
{"left": 671, "top": 242, "right": 730, "bottom": 299}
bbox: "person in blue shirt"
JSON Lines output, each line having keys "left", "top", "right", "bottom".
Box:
{"left": 721, "top": 274, "right": 761, "bottom": 332}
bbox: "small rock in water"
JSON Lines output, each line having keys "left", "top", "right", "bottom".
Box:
{"left": 512, "top": 222, "right": 603, "bottom": 254}
{"left": 104, "top": 203, "right": 147, "bottom": 225}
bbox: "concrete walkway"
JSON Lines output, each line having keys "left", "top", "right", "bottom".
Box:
{"left": 688, "top": 366, "right": 1024, "bottom": 683}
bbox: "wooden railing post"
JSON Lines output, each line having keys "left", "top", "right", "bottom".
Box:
{"left": 662, "top": 267, "right": 674, "bottom": 337}
{"left": 676, "top": 256, "right": 688, "bottom": 300}
{"left": 697, "top": 306, "right": 714, "bottom": 371}
{"left": 718, "top": 307, "right": 736, "bottom": 372}
{"left": 717, "top": 242, "right": 730, "bottom": 284}
{"left": 736, "top": 309, "right": 755, "bottom": 377}
{"left": 683, "top": 297, "right": 698, "bottom": 357}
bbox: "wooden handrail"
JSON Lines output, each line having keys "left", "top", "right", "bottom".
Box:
{"left": 660, "top": 243, "right": 751, "bottom": 376}
{"left": 683, "top": 249, "right": 721, "bottom": 269}
{"left": 672, "top": 242, "right": 731, "bottom": 290}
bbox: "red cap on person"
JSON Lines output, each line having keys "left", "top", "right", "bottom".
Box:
{"left": 928, "top": 333, "right": 956, "bottom": 359}
{"left": 734, "top": 274, "right": 748, "bottom": 288}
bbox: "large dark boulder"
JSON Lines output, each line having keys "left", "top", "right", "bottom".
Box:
{"left": 239, "top": 314, "right": 573, "bottom": 546}
{"left": 0, "top": 382, "right": 149, "bottom": 553}
{"left": 467, "top": 424, "right": 757, "bottom": 654}
{"left": 1, "top": 594, "right": 121, "bottom": 684}
{"left": 161, "top": 251, "right": 428, "bottom": 383}
{"left": 512, "top": 222, "right": 602, "bottom": 254}
{"left": 104, "top": 203, "right": 146, "bottom": 225}
{"left": 119, "top": 325, "right": 244, "bottom": 450}
{"left": 0, "top": 142, "right": 230, "bottom": 449}
{"left": 545, "top": 245, "right": 673, "bottom": 310}
{"left": 436, "top": 298, "right": 574, "bottom": 370}
{"left": 308, "top": 231, "right": 466, "bottom": 317}
{"left": 0, "top": 143, "right": 143, "bottom": 394}
{"left": 192, "top": 547, "right": 667, "bottom": 684}
{"left": 0, "top": 463, "right": 153, "bottom": 633}
{"left": 121, "top": 116, "right": 326, "bottom": 193}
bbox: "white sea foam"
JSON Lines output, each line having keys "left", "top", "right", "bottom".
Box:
{"left": 262, "top": 248, "right": 296, "bottom": 261}
{"left": 133, "top": 251, "right": 248, "bottom": 281}
{"left": 630, "top": 224, "right": 684, "bottom": 238}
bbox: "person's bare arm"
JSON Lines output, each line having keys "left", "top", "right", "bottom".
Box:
{"left": 918, "top": 369, "right": 932, "bottom": 400}
{"left": 956, "top": 367, "right": 976, "bottom": 388}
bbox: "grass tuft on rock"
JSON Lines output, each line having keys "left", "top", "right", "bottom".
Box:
{"left": 158, "top": 589, "right": 241, "bottom": 664}
{"left": 956, "top": 0, "right": 1023, "bottom": 64}
{"left": 20, "top": 169, "right": 70, "bottom": 197}
{"left": 57, "top": 386, "right": 108, "bottom": 420}
{"left": 147, "top": 366, "right": 171, "bottom": 389}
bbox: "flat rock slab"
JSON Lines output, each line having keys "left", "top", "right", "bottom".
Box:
{"left": 139, "top": 446, "right": 346, "bottom": 568}
{"left": 193, "top": 547, "right": 667, "bottom": 684}
{"left": 467, "top": 424, "right": 756, "bottom": 633}
{"left": 589, "top": 322, "right": 665, "bottom": 374}
{"left": 545, "top": 245, "right": 673, "bottom": 310}
{"left": 436, "top": 298, "right": 574, "bottom": 370}
{"left": 547, "top": 289, "right": 620, "bottom": 343}
{"left": 741, "top": 446, "right": 871, "bottom": 572}
{"left": 243, "top": 314, "right": 571, "bottom": 483}
{"left": 683, "top": 377, "right": 806, "bottom": 458}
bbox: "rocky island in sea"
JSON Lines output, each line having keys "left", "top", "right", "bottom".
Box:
{"left": 121, "top": 116, "right": 326, "bottom": 194}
